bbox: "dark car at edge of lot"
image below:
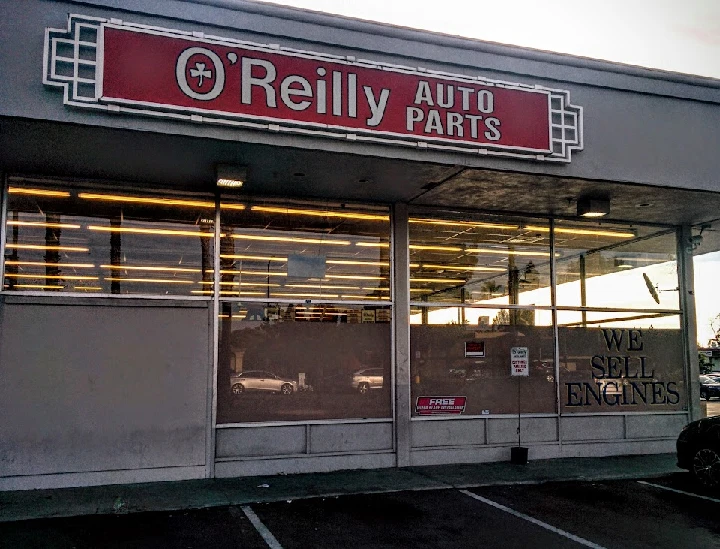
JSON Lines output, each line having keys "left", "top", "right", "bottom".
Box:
{"left": 677, "top": 414, "right": 720, "bottom": 488}
{"left": 699, "top": 375, "right": 720, "bottom": 400}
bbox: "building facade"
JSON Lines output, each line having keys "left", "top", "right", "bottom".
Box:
{"left": 1, "top": 0, "right": 719, "bottom": 490}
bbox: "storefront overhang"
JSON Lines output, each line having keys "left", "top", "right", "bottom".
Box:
{"left": 3, "top": 116, "right": 720, "bottom": 232}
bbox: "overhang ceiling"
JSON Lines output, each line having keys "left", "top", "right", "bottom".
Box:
{"left": 2, "top": 117, "right": 720, "bottom": 231}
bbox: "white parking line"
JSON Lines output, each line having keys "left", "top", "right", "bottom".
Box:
{"left": 637, "top": 481, "right": 720, "bottom": 503}
{"left": 459, "top": 489, "right": 607, "bottom": 549}
{"left": 241, "top": 505, "right": 284, "bottom": 549}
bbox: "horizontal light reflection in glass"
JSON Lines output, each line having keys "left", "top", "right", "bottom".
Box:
{"left": 325, "top": 274, "right": 385, "bottom": 280}
{"left": 74, "top": 286, "right": 102, "bottom": 291}
{"left": 326, "top": 260, "right": 389, "bottom": 267}
{"left": 5, "top": 261, "right": 95, "bottom": 268}
{"left": 8, "top": 187, "right": 70, "bottom": 198}
{"left": 340, "top": 295, "right": 384, "bottom": 300}
{"left": 250, "top": 206, "right": 389, "bottom": 221}
{"left": 526, "top": 225, "right": 635, "bottom": 238}
{"left": 464, "top": 248, "right": 551, "bottom": 257}
{"left": 271, "top": 292, "right": 339, "bottom": 298}
{"left": 5, "top": 243, "right": 89, "bottom": 252}
{"left": 192, "top": 290, "right": 263, "bottom": 296}
{"left": 12, "top": 284, "right": 65, "bottom": 289}
{"left": 88, "top": 226, "right": 214, "bottom": 238}
{"left": 231, "top": 234, "right": 350, "bottom": 245}
{"left": 79, "top": 193, "right": 221, "bottom": 209}
{"left": 420, "top": 264, "right": 505, "bottom": 272}
{"left": 409, "top": 218, "right": 518, "bottom": 230}
{"left": 101, "top": 264, "right": 203, "bottom": 273}
{"left": 104, "top": 277, "right": 194, "bottom": 284}
{"left": 355, "top": 242, "right": 389, "bottom": 248}
{"left": 197, "top": 281, "right": 280, "bottom": 287}
{"left": 284, "top": 284, "right": 359, "bottom": 290}
{"left": 409, "top": 245, "right": 464, "bottom": 252}
{"left": 4, "top": 274, "right": 99, "bottom": 280}
{"left": 410, "top": 277, "right": 466, "bottom": 283}
{"left": 234, "top": 270, "right": 288, "bottom": 277}
{"left": 6, "top": 221, "right": 81, "bottom": 229}
{"left": 219, "top": 254, "right": 287, "bottom": 262}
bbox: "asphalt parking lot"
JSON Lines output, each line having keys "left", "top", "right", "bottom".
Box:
{"left": 2, "top": 473, "right": 719, "bottom": 549}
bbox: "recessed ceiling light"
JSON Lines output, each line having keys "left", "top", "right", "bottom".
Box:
{"left": 216, "top": 165, "right": 247, "bottom": 188}
{"left": 577, "top": 196, "right": 610, "bottom": 218}
{"left": 635, "top": 202, "right": 652, "bottom": 208}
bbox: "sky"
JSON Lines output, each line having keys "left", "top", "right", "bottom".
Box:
{"left": 262, "top": 0, "right": 720, "bottom": 79}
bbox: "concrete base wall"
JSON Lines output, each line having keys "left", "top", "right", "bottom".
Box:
{"left": 0, "top": 299, "right": 212, "bottom": 490}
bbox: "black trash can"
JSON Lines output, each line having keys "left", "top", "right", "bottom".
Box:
{"left": 510, "top": 446, "right": 528, "bottom": 465}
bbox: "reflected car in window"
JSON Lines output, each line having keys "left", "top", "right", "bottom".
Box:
{"left": 230, "top": 370, "right": 298, "bottom": 395}
{"left": 351, "top": 368, "right": 384, "bottom": 394}
{"left": 700, "top": 375, "right": 720, "bottom": 400}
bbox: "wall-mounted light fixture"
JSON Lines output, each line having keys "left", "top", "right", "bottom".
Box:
{"left": 216, "top": 165, "right": 247, "bottom": 188}
{"left": 577, "top": 196, "right": 610, "bottom": 218}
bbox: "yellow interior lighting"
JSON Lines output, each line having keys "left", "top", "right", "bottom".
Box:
{"left": 325, "top": 274, "right": 386, "bottom": 280}
{"left": 326, "top": 259, "right": 389, "bottom": 267}
{"left": 236, "top": 270, "right": 288, "bottom": 277}
{"left": 5, "top": 243, "right": 89, "bottom": 252}
{"left": 250, "top": 206, "right": 389, "bottom": 221}
{"left": 11, "top": 283, "right": 65, "bottom": 289}
{"left": 409, "top": 218, "right": 518, "bottom": 230}
{"left": 5, "top": 260, "right": 95, "bottom": 268}
{"left": 410, "top": 288, "right": 434, "bottom": 293}
{"left": 409, "top": 245, "right": 464, "bottom": 252}
{"left": 285, "top": 284, "right": 359, "bottom": 290}
{"left": 340, "top": 295, "right": 384, "bottom": 300}
{"left": 355, "top": 242, "right": 389, "bottom": 248}
{"left": 103, "top": 277, "right": 194, "bottom": 284}
{"left": 410, "top": 277, "right": 466, "bottom": 283}
{"left": 74, "top": 286, "right": 102, "bottom": 291}
{"left": 192, "top": 290, "right": 256, "bottom": 296}
{"left": 420, "top": 264, "right": 506, "bottom": 272}
{"left": 525, "top": 225, "right": 635, "bottom": 238}
{"left": 88, "top": 226, "right": 214, "bottom": 238}
{"left": 197, "top": 281, "right": 280, "bottom": 287}
{"left": 232, "top": 234, "right": 350, "bottom": 245}
{"left": 271, "top": 292, "right": 339, "bottom": 298}
{"left": 219, "top": 254, "right": 287, "bottom": 262}
{"left": 4, "top": 274, "right": 99, "bottom": 280}
{"left": 465, "top": 248, "right": 551, "bottom": 257}
{"left": 79, "top": 192, "right": 216, "bottom": 209}
{"left": 8, "top": 187, "right": 70, "bottom": 198}
{"left": 6, "top": 220, "right": 81, "bottom": 229}
{"left": 361, "top": 287, "right": 390, "bottom": 291}
{"left": 101, "top": 264, "right": 202, "bottom": 273}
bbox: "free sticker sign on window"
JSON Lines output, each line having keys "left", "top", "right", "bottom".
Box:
{"left": 415, "top": 396, "right": 467, "bottom": 415}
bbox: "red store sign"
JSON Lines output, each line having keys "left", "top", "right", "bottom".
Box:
{"left": 44, "top": 15, "right": 583, "bottom": 161}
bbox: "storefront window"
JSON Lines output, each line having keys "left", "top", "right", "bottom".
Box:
{"left": 558, "top": 314, "right": 685, "bottom": 412}
{"left": 554, "top": 223, "right": 678, "bottom": 310}
{"left": 2, "top": 179, "right": 214, "bottom": 295}
{"left": 216, "top": 302, "right": 392, "bottom": 423}
{"left": 409, "top": 212, "right": 555, "bottom": 417}
{"left": 410, "top": 306, "right": 556, "bottom": 416}
{"left": 215, "top": 199, "right": 392, "bottom": 423}
{"left": 408, "top": 214, "right": 551, "bottom": 306}
{"left": 216, "top": 198, "right": 390, "bottom": 302}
